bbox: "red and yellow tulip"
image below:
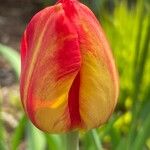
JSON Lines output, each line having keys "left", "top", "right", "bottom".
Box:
{"left": 20, "top": 0, "right": 119, "bottom": 133}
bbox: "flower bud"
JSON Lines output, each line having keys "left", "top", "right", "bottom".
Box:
{"left": 20, "top": 0, "right": 119, "bottom": 133}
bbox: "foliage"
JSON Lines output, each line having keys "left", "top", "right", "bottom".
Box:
{"left": 0, "top": 0, "right": 150, "bottom": 149}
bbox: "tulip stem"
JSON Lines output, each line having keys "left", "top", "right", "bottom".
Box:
{"left": 66, "top": 131, "right": 79, "bottom": 150}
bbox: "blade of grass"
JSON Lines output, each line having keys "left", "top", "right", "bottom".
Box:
{"left": 116, "top": 138, "right": 126, "bottom": 150}
{"left": 131, "top": 83, "right": 150, "bottom": 149}
{"left": 0, "top": 90, "right": 6, "bottom": 150}
{"left": 11, "top": 115, "right": 27, "bottom": 150}
{"left": 139, "top": 84, "right": 150, "bottom": 120}
{"left": 133, "top": 0, "right": 144, "bottom": 69}
{"left": 27, "top": 121, "right": 46, "bottom": 150}
{"left": 118, "top": 83, "right": 150, "bottom": 150}
{"left": 45, "top": 134, "right": 64, "bottom": 150}
{"left": 100, "top": 116, "right": 117, "bottom": 138}
{"left": 127, "top": 14, "right": 150, "bottom": 149}
{"left": 0, "top": 139, "right": 6, "bottom": 150}
{"left": 0, "top": 43, "right": 20, "bottom": 77}
{"left": 83, "top": 131, "right": 96, "bottom": 150}
{"left": 132, "top": 111, "right": 150, "bottom": 150}
{"left": 90, "top": 129, "right": 103, "bottom": 150}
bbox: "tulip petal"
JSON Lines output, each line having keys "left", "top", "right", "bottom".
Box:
{"left": 76, "top": 3, "right": 119, "bottom": 129}
{"left": 20, "top": 4, "right": 81, "bottom": 132}
{"left": 20, "top": 0, "right": 119, "bottom": 133}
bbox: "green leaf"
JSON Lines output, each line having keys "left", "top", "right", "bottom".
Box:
{"left": 0, "top": 43, "right": 20, "bottom": 78}
{"left": 127, "top": 14, "right": 150, "bottom": 149}
{"left": 0, "top": 139, "right": 6, "bottom": 150}
{"left": 27, "top": 122, "right": 46, "bottom": 150}
{"left": 46, "top": 134, "right": 63, "bottom": 150}
{"left": 116, "top": 138, "right": 126, "bottom": 150}
{"left": 0, "top": 90, "right": 7, "bottom": 150}
{"left": 90, "top": 129, "right": 103, "bottom": 150}
{"left": 82, "top": 131, "right": 95, "bottom": 150}
{"left": 133, "top": 0, "right": 144, "bottom": 69}
{"left": 0, "top": 114, "right": 5, "bottom": 150}
{"left": 132, "top": 112, "right": 150, "bottom": 150}
{"left": 11, "top": 115, "right": 27, "bottom": 150}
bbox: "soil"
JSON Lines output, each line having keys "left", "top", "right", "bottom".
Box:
{"left": 0, "top": 0, "right": 42, "bottom": 86}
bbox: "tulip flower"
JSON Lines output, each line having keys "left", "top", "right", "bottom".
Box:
{"left": 20, "top": 0, "right": 119, "bottom": 134}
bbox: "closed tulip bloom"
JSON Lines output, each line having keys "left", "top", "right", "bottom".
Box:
{"left": 20, "top": 0, "right": 119, "bottom": 133}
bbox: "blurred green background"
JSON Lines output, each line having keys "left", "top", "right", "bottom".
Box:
{"left": 0, "top": 0, "right": 150, "bottom": 149}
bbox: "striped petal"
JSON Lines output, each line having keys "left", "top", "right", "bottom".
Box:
{"left": 20, "top": 0, "right": 119, "bottom": 133}
{"left": 20, "top": 3, "right": 81, "bottom": 133}
{"left": 75, "top": 3, "right": 119, "bottom": 129}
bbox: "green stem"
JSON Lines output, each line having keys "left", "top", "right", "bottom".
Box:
{"left": 66, "top": 131, "right": 79, "bottom": 150}
{"left": 0, "top": 43, "right": 20, "bottom": 77}
{"left": 91, "top": 129, "right": 103, "bottom": 150}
